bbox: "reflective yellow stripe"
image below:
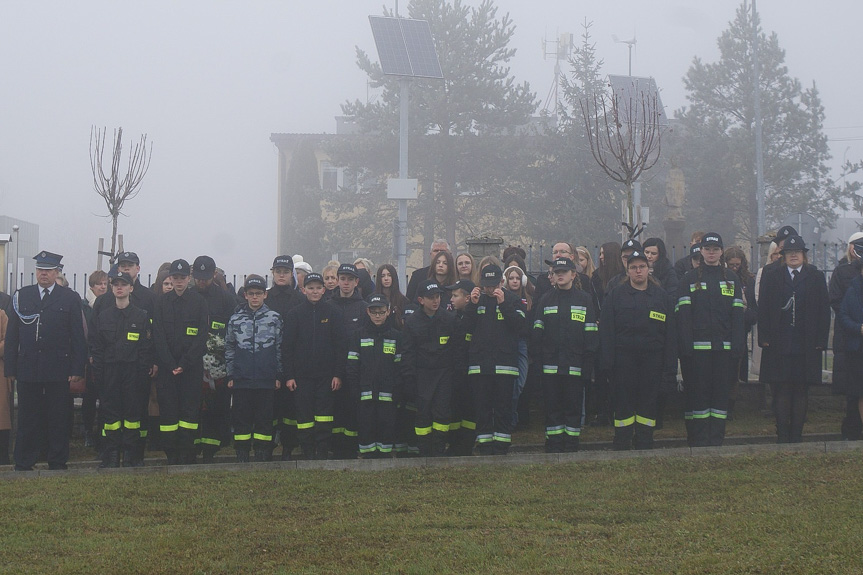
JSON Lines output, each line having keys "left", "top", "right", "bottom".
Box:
{"left": 160, "top": 424, "right": 179, "bottom": 432}
{"left": 178, "top": 420, "right": 199, "bottom": 430}
{"left": 461, "top": 420, "right": 476, "bottom": 430}
{"left": 415, "top": 426, "right": 432, "bottom": 436}
{"left": 344, "top": 429, "right": 358, "bottom": 437}
{"left": 614, "top": 416, "right": 635, "bottom": 427}
{"left": 432, "top": 422, "right": 449, "bottom": 433}
{"left": 635, "top": 415, "right": 656, "bottom": 427}
{"left": 103, "top": 421, "right": 121, "bottom": 431}
{"left": 199, "top": 437, "right": 221, "bottom": 446}
{"left": 253, "top": 433, "right": 273, "bottom": 442}
{"left": 297, "top": 422, "right": 314, "bottom": 430}
{"left": 234, "top": 433, "right": 252, "bottom": 441}
{"left": 123, "top": 420, "right": 141, "bottom": 429}
{"left": 314, "top": 415, "right": 334, "bottom": 422}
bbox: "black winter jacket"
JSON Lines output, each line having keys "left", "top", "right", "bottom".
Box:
{"left": 152, "top": 288, "right": 209, "bottom": 373}
{"left": 346, "top": 318, "right": 405, "bottom": 400}
{"left": 282, "top": 299, "right": 346, "bottom": 381}
{"left": 89, "top": 303, "right": 153, "bottom": 381}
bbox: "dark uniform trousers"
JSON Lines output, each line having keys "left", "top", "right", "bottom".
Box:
{"left": 232, "top": 389, "right": 275, "bottom": 451}
{"left": 357, "top": 392, "right": 397, "bottom": 456}
{"left": 415, "top": 368, "right": 452, "bottom": 456}
{"left": 199, "top": 381, "right": 231, "bottom": 454}
{"left": 101, "top": 362, "right": 149, "bottom": 454}
{"left": 275, "top": 386, "right": 298, "bottom": 458}
{"left": 448, "top": 372, "right": 476, "bottom": 456}
{"left": 157, "top": 368, "right": 202, "bottom": 457}
{"left": 395, "top": 382, "right": 418, "bottom": 456}
{"left": 331, "top": 386, "right": 358, "bottom": 458}
{"left": 612, "top": 351, "right": 662, "bottom": 450}
{"left": 15, "top": 381, "right": 70, "bottom": 469}
{"left": 686, "top": 350, "right": 733, "bottom": 447}
{"left": 472, "top": 374, "right": 514, "bottom": 455}
{"left": 542, "top": 374, "right": 584, "bottom": 453}
{"left": 295, "top": 377, "right": 335, "bottom": 459}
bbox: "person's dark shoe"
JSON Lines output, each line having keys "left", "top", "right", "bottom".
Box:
{"left": 202, "top": 450, "right": 216, "bottom": 464}
{"left": 99, "top": 451, "right": 120, "bottom": 469}
{"left": 14, "top": 465, "right": 33, "bottom": 472}
{"left": 48, "top": 463, "right": 68, "bottom": 471}
{"left": 236, "top": 449, "right": 250, "bottom": 463}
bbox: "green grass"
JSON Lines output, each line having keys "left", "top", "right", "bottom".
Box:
{"left": 1, "top": 453, "right": 862, "bottom": 574}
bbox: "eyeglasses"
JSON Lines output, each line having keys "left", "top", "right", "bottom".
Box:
{"left": 628, "top": 265, "right": 648, "bottom": 271}
{"left": 368, "top": 309, "right": 388, "bottom": 316}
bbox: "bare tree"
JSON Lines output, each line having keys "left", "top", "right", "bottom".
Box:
{"left": 580, "top": 81, "right": 662, "bottom": 238}
{"left": 89, "top": 126, "right": 152, "bottom": 263}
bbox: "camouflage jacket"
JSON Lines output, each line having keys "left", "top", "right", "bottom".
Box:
{"left": 225, "top": 303, "right": 283, "bottom": 389}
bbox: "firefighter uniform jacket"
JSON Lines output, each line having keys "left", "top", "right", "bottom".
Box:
{"left": 676, "top": 265, "right": 745, "bottom": 358}
{"left": 225, "top": 303, "right": 283, "bottom": 389}
{"left": 198, "top": 283, "right": 237, "bottom": 338}
{"left": 532, "top": 286, "right": 598, "bottom": 378}
{"left": 330, "top": 290, "right": 367, "bottom": 337}
{"left": 282, "top": 300, "right": 347, "bottom": 381}
{"left": 599, "top": 281, "right": 677, "bottom": 381}
{"left": 401, "top": 308, "right": 457, "bottom": 375}
{"left": 152, "top": 288, "right": 209, "bottom": 373}
{"left": 89, "top": 303, "right": 154, "bottom": 379}
{"left": 463, "top": 290, "right": 526, "bottom": 376}
{"left": 346, "top": 318, "right": 405, "bottom": 402}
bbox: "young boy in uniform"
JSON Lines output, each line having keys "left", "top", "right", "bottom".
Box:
{"left": 282, "top": 273, "right": 346, "bottom": 459}
{"left": 346, "top": 294, "right": 404, "bottom": 458}
{"left": 402, "top": 280, "right": 456, "bottom": 457}
{"left": 89, "top": 269, "right": 155, "bottom": 467}
{"left": 225, "top": 275, "right": 283, "bottom": 463}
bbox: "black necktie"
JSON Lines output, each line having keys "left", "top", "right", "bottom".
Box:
{"left": 792, "top": 269, "right": 799, "bottom": 284}
{"left": 42, "top": 288, "right": 49, "bottom": 299}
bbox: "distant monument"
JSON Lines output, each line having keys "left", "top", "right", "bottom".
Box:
{"left": 663, "top": 166, "right": 687, "bottom": 254}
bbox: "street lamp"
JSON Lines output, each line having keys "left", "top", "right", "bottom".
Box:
{"left": 11, "top": 224, "right": 19, "bottom": 292}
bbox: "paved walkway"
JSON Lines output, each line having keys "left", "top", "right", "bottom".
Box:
{"left": 3, "top": 436, "right": 861, "bottom": 479}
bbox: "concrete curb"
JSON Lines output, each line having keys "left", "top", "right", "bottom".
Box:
{"left": 2, "top": 439, "right": 861, "bottom": 480}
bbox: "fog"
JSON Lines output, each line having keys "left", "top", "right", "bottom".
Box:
{"left": 0, "top": 0, "right": 859, "bottom": 284}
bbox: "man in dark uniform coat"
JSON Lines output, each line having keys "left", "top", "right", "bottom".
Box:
{"left": 5, "top": 251, "right": 87, "bottom": 471}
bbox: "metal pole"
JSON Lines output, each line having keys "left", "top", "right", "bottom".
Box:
{"left": 397, "top": 78, "right": 410, "bottom": 284}
{"left": 11, "top": 225, "right": 19, "bottom": 292}
{"left": 753, "top": 0, "right": 766, "bottom": 265}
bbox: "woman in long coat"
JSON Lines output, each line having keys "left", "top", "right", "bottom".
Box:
{"left": 758, "top": 235, "right": 830, "bottom": 443}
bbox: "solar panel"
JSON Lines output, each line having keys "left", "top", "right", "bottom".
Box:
{"left": 607, "top": 75, "right": 667, "bottom": 127}
{"left": 369, "top": 16, "right": 443, "bottom": 79}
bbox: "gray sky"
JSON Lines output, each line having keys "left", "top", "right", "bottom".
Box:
{"left": 1, "top": 0, "right": 859, "bottom": 283}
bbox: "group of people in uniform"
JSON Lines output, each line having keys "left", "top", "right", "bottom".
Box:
{"left": 0, "top": 222, "right": 857, "bottom": 470}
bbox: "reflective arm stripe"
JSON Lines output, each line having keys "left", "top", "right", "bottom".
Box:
{"left": 533, "top": 320, "right": 544, "bottom": 329}
{"left": 585, "top": 323, "right": 598, "bottom": 332}
{"left": 495, "top": 365, "right": 519, "bottom": 376}
{"left": 635, "top": 415, "right": 656, "bottom": 427}
{"left": 347, "top": 351, "right": 360, "bottom": 360}
{"left": 614, "top": 416, "right": 635, "bottom": 427}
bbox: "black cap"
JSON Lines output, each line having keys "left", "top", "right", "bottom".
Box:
{"left": 621, "top": 239, "right": 642, "bottom": 252}
{"left": 244, "top": 274, "right": 267, "bottom": 291}
{"left": 33, "top": 251, "right": 63, "bottom": 270}
{"left": 303, "top": 272, "right": 324, "bottom": 286}
{"left": 366, "top": 294, "right": 389, "bottom": 308}
{"left": 418, "top": 279, "right": 443, "bottom": 297}
{"left": 107, "top": 265, "right": 133, "bottom": 284}
{"left": 690, "top": 244, "right": 702, "bottom": 257}
{"left": 337, "top": 263, "right": 360, "bottom": 278}
{"left": 545, "top": 258, "right": 576, "bottom": 271}
{"left": 626, "top": 250, "right": 649, "bottom": 265}
{"left": 169, "top": 259, "right": 191, "bottom": 277}
{"left": 117, "top": 251, "right": 140, "bottom": 265}
{"left": 445, "top": 279, "right": 476, "bottom": 293}
{"left": 479, "top": 264, "right": 503, "bottom": 287}
{"left": 776, "top": 225, "right": 798, "bottom": 242}
{"left": 192, "top": 255, "right": 216, "bottom": 280}
{"left": 700, "top": 233, "right": 723, "bottom": 248}
{"left": 780, "top": 234, "right": 808, "bottom": 253}
{"left": 271, "top": 255, "right": 294, "bottom": 270}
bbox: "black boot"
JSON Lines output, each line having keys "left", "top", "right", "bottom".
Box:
{"left": 254, "top": 448, "right": 267, "bottom": 462}
{"left": 99, "top": 451, "right": 121, "bottom": 469}
{"left": 236, "top": 449, "right": 250, "bottom": 463}
{"left": 0, "top": 430, "right": 10, "bottom": 465}
{"left": 201, "top": 448, "right": 217, "bottom": 464}
{"left": 123, "top": 449, "right": 143, "bottom": 468}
